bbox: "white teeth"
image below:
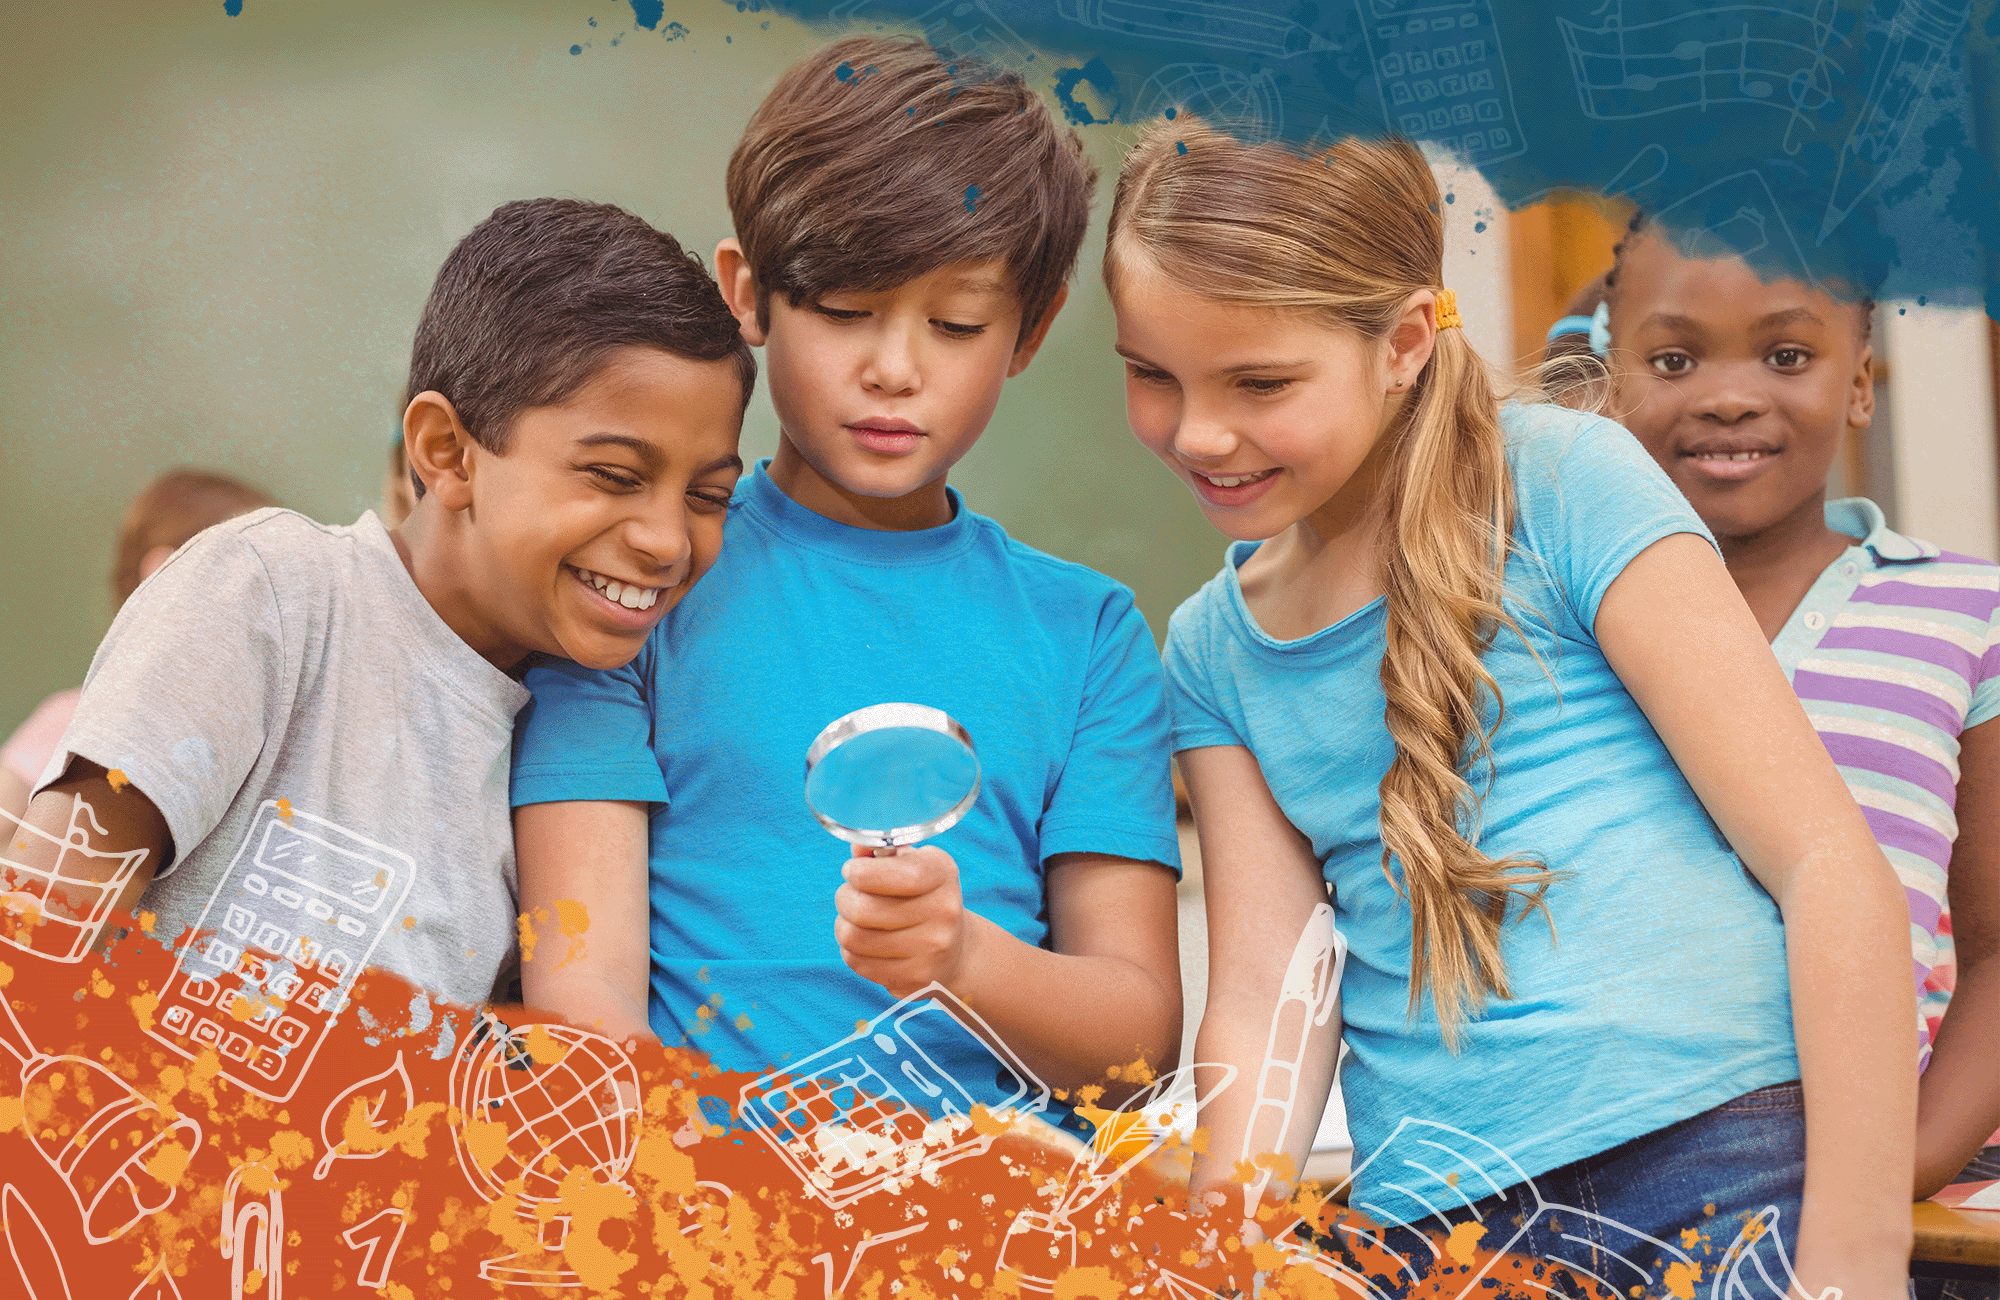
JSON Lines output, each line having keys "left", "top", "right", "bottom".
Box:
{"left": 1200, "top": 470, "right": 1271, "bottom": 488}
{"left": 575, "top": 566, "right": 663, "bottom": 611}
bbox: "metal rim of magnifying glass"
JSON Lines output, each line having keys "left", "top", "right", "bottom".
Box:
{"left": 803, "top": 703, "right": 981, "bottom": 849}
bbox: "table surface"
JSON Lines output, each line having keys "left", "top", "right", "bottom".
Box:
{"left": 1913, "top": 1199, "right": 2000, "bottom": 1267}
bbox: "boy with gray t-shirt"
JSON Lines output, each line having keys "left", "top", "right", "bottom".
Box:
{"left": 11, "top": 200, "right": 753, "bottom": 1079}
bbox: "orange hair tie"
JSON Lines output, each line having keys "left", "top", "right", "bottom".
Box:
{"left": 1435, "top": 288, "right": 1462, "bottom": 330}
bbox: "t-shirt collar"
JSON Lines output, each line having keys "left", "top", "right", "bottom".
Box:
{"left": 1825, "top": 496, "right": 1938, "bottom": 566}
{"left": 735, "top": 458, "right": 974, "bottom": 564}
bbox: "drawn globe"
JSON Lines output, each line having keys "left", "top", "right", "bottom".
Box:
{"left": 449, "top": 1017, "right": 640, "bottom": 1204}
{"left": 1136, "top": 63, "right": 1282, "bottom": 140}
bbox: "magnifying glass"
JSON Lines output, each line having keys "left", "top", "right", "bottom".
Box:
{"left": 803, "top": 703, "right": 980, "bottom": 851}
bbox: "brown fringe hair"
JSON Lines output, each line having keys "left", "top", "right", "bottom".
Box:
{"left": 1106, "top": 119, "right": 1554, "bottom": 1046}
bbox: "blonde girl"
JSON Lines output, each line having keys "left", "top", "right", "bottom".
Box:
{"left": 1106, "top": 119, "right": 1914, "bottom": 1299}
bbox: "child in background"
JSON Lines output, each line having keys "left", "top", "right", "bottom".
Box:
{"left": 12, "top": 199, "right": 751, "bottom": 1010}
{"left": 1604, "top": 219, "right": 2000, "bottom": 1199}
{"left": 0, "top": 469, "right": 275, "bottom": 823}
{"left": 1107, "top": 119, "right": 1913, "bottom": 1296}
{"left": 510, "top": 36, "right": 1184, "bottom": 1107}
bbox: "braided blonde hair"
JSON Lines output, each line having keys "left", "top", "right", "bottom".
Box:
{"left": 1106, "top": 120, "right": 1554, "bottom": 1045}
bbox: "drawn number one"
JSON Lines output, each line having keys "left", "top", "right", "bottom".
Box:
{"left": 341, "top": 1208, "right": 409, "bottom": 1290}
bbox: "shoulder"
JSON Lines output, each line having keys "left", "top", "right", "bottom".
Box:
{"left": 961, "top": 508, "right": 1141, "bottom": 617}
{"left": 1500, "top": 400, "right": 1658, "bottom": 482}
{"left": 1164, "top": 555, "right": 1240, "bottom": 659}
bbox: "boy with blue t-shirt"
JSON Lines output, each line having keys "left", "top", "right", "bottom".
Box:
{"left": 510, "top": 36, "right": 1184, "bottom": 1107}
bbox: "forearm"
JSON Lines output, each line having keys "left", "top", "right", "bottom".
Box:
{"left": 522, "top": 965, "right": 657, "bottom": 1046}
{"left": 1780, "top": 843, "right": 1917, "bottom": 1292}
{"left": 1186, "top": 993, "right": 1338, "bottom": 1202}
{"left": 947, "top": 911, "right": 1181, "bottom": 1098}
{"left": 1915, "top": 948, "right": 2000, "bottom": 1199}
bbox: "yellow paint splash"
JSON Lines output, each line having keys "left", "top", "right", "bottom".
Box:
{"left": 1664, "top": 1260, "right": 1702, "bottom": 1300}
{"left": 0, "top": 1097, "right": 22, "bottom": 1133}
{"left": 517, "top": 912, "right": 539, "bottom": 964}
{"left": 1052, "top": 1265, "right": 1123, "bottom": 1298}
{"left": 136, "top": 910, "right": 155, "bottom": 935}
{"left": 1445, "top": 1220, "right": 1486, "bottom": 1266}
{"left": 107, "top": 768, "right": 130, "bottom": 793}
{"left": 146, "top": 1135, "right": 193, "bottom": 1187}
{"left": 524, "top": 1022, "right": 567, "bottom": 1066}
{"left": 734, "top": 1013, "right": 752, "bottom": 1030}
{"left": 130, "top": 989, "right": 159, "bottom": 1032}
{"left": 554, "top": 898, "right": 590, "bottom": 971}
{"left": 274, "top": 797, "right": 292, "bottom": 822}
{"left": 0, "top": 961, "right": 12, "bottom": 987}
{"left": 267, "top": 1130, "right": 314, "bottom": 1170}
{"left": 462, "top": 1117, "right": 512, "bottom": 1175}
{"left": 553, "top": 1163, "right": 639, "bottom": 1292}
{"left": 1680, "top": 1227, "right": 1701, "bottom": 1250}
{"left": 236, "top": 1161, "right": 277, "bottom": 1195}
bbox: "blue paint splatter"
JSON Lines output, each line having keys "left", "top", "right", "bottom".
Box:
{"left": 1474, "top": 220, "right": 1487, "bottom": 233}
{"left": 223, "top": 0, "right": 242, "bottom": 12}
{"left": 1052, "top": 57, "right": 1120, "bottom": 127}
{"left": 1445, "top": 193, "right": 1455, "bottom": 205}
{"left": 588, "top": 15, "right": 596, "bottom": 25}
{"left": 629, "top": 0, "right": 663, "bottom": 28}
{"left": 964, "top": 184, "right": 980, "bottom": 212}
{"left": 665, "top": 21, "right": 689, "bottom": 39}
{"left": 1176, "top": 140, "right": 1187, "bottom": 155}
{"left": 836, "top": 61, "right": 854, "bottom": 81}
{"left": 1164, "top": 106, "right": 1176, "bottom": 121}
{"left": 571, "top": 43, "right": 583, "bottom": 54}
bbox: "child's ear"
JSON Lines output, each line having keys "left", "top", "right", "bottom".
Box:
{"left": 1385, "top": 292, "right": 1440, "bottom": 392}
{"left": 1006, "top": 284, "right": 1069, "bottom": 378}
{"left": 404, "top": 392, "right": 477, "bottom": 512}
{"left": 713, "top": 239, "right": 768, "bottom": 346}
{"left": 1848, "top": 342, "right": 1876, "bottom": 429}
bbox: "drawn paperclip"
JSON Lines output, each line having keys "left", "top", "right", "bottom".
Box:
{"left": 0, "top": 981, "right": 203, "bottom": 1244}
{"left": 0, "top": 798, "right": 149, "bottom": 963}
{"left": 1241, "top": 901, "right": 1343, "bottom": 1220}
{"left": 994, "top": 1062, "right": 1236, "bottom": 1290}
{"left": 221, "top": 1164, "right": 284, "bottom": 1300}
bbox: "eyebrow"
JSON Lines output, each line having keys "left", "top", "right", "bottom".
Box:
{"left": 701, "top": 453, "right": 745, "bottom": 475}
{"left": 1112, "top": 346, "right": 1312, "bottom": 375}
{"left": 945, "top": 274, "right": 1009, "bottom": 295}
{"left": 1750, "top": 306, "right": 1826, "bottom": 331}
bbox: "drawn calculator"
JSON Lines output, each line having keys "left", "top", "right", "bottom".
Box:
{"left": 146, "top": 802, "right": 414, "bottom": 1102}
{"left": 1357, "top": 0, "right": 1526, "bottom": 165}
{"left": 738, "top": 987, "right": 1050, "bottom": 1209}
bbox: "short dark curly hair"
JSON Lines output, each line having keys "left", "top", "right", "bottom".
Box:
{"left": 1603, "top": 208, "right": 1874, "bottom": 341}
{"left": 405, "top": 198, "right": 755, "bottom": 496}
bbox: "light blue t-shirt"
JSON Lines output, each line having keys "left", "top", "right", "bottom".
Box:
{"left": 1164, "top": 402, "right": 1800, "bottom": 1199}
{"left": 512, "top": 462, "right": 1182, "bottom": 1103}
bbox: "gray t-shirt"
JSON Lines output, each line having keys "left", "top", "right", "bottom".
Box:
{"left": 47, "top": 508, "right": 528, "bottom": 1011}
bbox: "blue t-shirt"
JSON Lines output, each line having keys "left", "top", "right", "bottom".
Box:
{"left": 512, "top": 462, "right": 1182, "bottom": 1100}
{"left": 1164, "top": 402, "right": 1800, "bottom": 1199}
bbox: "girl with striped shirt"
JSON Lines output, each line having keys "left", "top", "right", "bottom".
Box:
{"left": 1608, "top": 221, "right": 2000, "bottom": 1201}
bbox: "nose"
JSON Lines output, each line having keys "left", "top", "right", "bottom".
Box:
{"left": 626, "top": 496, "right": 693, "bottom": 586}
{"left": 859, "top": 321, "right": 921, "bottom": 398}
{"left": 1686, "top": 362, "right": 1772, "bottom": 426}
{"left": 1172, "top": 402, "right": 1238, "bottom": 464}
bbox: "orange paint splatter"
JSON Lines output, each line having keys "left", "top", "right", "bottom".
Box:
{"left": 106, "top": 768, "right": 130, "bottom": 793}
{"left": 274, "top": 797, "right": 291, "bottom": 822}
{"left": 1665, "top": 1259, "right": 1702, "bottom": 1299}
{"left": 145, "top": 1134, "right": 193, "bottom": 1187}
{"left": 553, "top": 898, "right": 590, "bottom": 971}
{"left": 524, "top": 1023, "right": 567, "bottom": 1066}
{"left": 0, "top": 1097, "right": 22, "bottom": 1133}
{"left": 1445, "top": 1220, "right": 1486, "bottom": 1266}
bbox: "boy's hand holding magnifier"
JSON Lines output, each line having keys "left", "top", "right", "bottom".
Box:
{"left": 804, "top": 704, "right": 983, "bottom": 998}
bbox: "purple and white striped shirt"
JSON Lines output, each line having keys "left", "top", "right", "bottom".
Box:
{"left": 1772, "top": 499, "right": 2000, "bottom": 1065}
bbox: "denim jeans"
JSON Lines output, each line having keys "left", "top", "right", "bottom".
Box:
{"left": 1300, "top": 1081, "right": 1806, "bottom": 1299}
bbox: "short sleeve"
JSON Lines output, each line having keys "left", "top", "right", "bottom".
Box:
{"left": 1162, "top": 596, "right": 1246, "bottom": 753}
{"left": 45, "top": 531, "right": 284, "bottom": 877}
{"left": 510, "top": 647, "right": 670, "bottom": 808}
{"left": 1967, "top": 614, "right": 2000, "bottom": 729}
{"left": 1036, "top": 589, "right": 1183, "bottom": 876}
{"left": 1505, "top": 405, "right": 1718, "bottom": 636}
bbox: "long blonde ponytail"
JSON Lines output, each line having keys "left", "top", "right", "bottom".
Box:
{"left": 1107, "top": 120, "right": 1553, "bottom": 1046}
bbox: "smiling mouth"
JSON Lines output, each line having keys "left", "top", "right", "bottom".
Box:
{"left": 1685, "top": 449, "right": 1778, "bottom": 463}
{"left": 1193, "top": 468, "right": 1279, "bottom": 488}
{"left": 569, "top": 565, "right": 665, "bottom": 611}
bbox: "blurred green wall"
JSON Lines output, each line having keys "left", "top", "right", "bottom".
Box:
{"left": 0, "top": 0, "right": 1224, "bottom": 736}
